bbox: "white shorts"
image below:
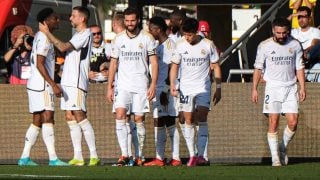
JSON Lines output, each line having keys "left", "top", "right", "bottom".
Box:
{"left": 114, "top": 89, "right": 149, "bottom": 115}
{"left": 28, "top": 86, "right": 54, "bottom": 113}
{"left": 178, "top": 91, "right": 211, "bottom": 112}
{"left": 263, "top": 84, "right": 299, "bottom": 114}
{"left": 152, "top": 90, "right": 178, "bottom": 118}
{"left": 60, "top": 86, "right": 87, "bottom": 112}
{"left": 112, "top": 88, "right": 131, "bottom": 115}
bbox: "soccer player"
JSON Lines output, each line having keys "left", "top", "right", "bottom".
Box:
{"left": 19, "top": 8, "right": 68, "bottom": 166}
{"left": 39, "top": 6, "right": 99, "bottom": 166}
{"left": 144, "top": 16, "right": 181, "bottom": 167}
{"left": 252, "top": 17, "right": 306, "bottom": 166}
{"left": 170, "top": 18, "right": 221, "bottom": 167}
{"left": 107, "top": 7, "right": 158, "bottom": 166}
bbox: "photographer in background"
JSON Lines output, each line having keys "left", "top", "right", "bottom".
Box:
{"left": 4, "top": 25, "right": 34, "bottom": 84}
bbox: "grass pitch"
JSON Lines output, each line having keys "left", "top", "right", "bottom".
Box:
{"left": 0, "top": 163, "right": 319, "bottom": 179}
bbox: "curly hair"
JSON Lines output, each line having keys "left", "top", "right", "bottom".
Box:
{"left": 10, "top": 25, "right": 34, "bottom": 44}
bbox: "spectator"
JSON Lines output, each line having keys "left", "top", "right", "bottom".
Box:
{"left": 89, "top": 25, "right": 109, "bottom": 83}
{"left": 4, "top": 25, "right": 34, "bottom": 84}
{"left": 288, "top": 0, "right": 317, "bottom": 28}
{"left": 198, "top": 20, "right": 211, "bottom": 39}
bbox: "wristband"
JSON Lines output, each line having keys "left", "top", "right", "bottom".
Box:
{"left": 216, "top": 84, "right": 221, "bottom": 89}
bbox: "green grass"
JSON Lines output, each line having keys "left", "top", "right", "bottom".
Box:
{"left": 0, "top": 163, "right": 320, "bottom": 179}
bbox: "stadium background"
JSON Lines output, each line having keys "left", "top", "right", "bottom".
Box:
{"left": 1, "top": 83, "right": 319, "bottom": 165}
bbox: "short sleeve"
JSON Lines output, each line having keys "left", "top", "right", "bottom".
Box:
{"left": 69, "top": 29, "right": 91, "bottom": 50}
{"left": 209, "top": 42, "right": 219, "bottom": 63}
{"left": 254, "top": 43, "right": 265, "bottom": 69}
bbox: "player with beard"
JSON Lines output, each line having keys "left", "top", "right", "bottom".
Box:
{"left": 252, "top": 17, "right": 306, "bottom": 166}
{"left": 107, "top": 7, "right": 158, "bottom": 166}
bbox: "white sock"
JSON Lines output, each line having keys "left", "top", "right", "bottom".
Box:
{"left": 21, "top": 124, "right": 40, "bottom": 159}
{"left": 126, "top": 122, "right": 133, "bottom": 157}
{"left": 282, "top": 126, "right": 295, "bottom": 148}
{"left": 67, "top": 120, "right": 83, "bottom": 160}
{"left": 167, "top": 125, "right": 180, "bottom": 160}
{"left": 267, "top": 132, "right": 279, "bottom": 163}
{"left": 136, "top": 122, "right": 146, "bottom": 158}
{"left": 129, "top": 121, "right": 139, "bottom": 158}
{"left": 195, "top": 125, "right": 199, "bottom": 156}
{"left": 116, "top": 119, "right": 128, "bottom": 157}
{"left": 79, "top": 119, "right": 98, "bottom": 159}
{"left": 197, "top": 122, "right": 208, "bottom": 157}
{"left": 155, "top": 126, "right": 166, "bottom": 160}
{"left": 184, "top": 124, "right": 195, "bottom": 157}
{"left": 42, "top": 123, "right": 57, "bottom": 161}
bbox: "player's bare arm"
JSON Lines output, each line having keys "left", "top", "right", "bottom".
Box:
{"left": 252, "top": 68, "right": 262, "bottom": 103}
{"left": 147, "top": 54, "right": 158, "bottom": 100}
{"left": 106, "top": 57, "right": 118, "bottom": 103}
{"left": 210, "top": 62, "right": 222, "bottom": 105}
{"left": 37, "top": 55, "right": 61, "bottom": 97}
{"left": 39, "top": 22, "right": 74, "bottom": 53}
{"left": 169, "top": 63, "right": 179, "bottom": 97}
{"left": 296, "top": 68, "right": 306, "bottom": 102}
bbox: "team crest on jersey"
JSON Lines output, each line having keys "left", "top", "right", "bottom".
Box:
{"left": 288, "top": 48, "right": 293, "bottom": 54}
{"left": 139, "top": 43, "right": 144, "bottom": 49}
{"left": 200, "top": 49, "right": 206, "bottom": 55}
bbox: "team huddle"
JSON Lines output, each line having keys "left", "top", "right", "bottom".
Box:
{"left": 18, "top": 5, "right": 305, "bottom": 167}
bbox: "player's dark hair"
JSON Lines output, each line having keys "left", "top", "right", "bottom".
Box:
{"left": 149, "top": 16, "right": 167, "bottom": 32}
{"left": 37, "top": 8, "right": 54, "bottom": 23}
{"left": 73, "top": 6, "right": 90, "bottom": 22}
{"left": 297, "top": 6, "right": 312, "bottom": 17}
{"left": 272, "top": 17, "right": 291, "bottom": 31}
{"left": 124, "top": 7, "right": 140, "bottom": 20}
{"left": 182, "top": 18, "right": 198, "bottom": 33}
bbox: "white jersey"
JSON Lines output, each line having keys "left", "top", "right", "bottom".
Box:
{"left": 254, "top": 37, "right": 304, "bottom": 87}
{"left": 156, "top": 38, "right": 175, "bottom": 91}
{"left": 27, "top": 31, "right": 55, "bottom": 91}
{"left": 171, "top": 37, "right": 219, "bottom": 95}
{"left": 291, "top": 27, "right": 320, "bottom": 49}
{"left": 111, "top": 30, "right": 157, "bottom": 93}
{"left": 61, "top": 28, "right": 92, "bottom": 91}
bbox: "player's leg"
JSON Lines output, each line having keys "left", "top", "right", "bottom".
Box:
{"left": 183, "top": 111, "right": 197, "bottom": 167}
{"left": 114, "top": 89, "right": 132, "bottom": 166}
{"left": 41, "top": 110, "right": 68, "bottom": 166}
{"left": 61, "top": 86, "right": 84, "bottom": 166}
{"left": 279, "top": 85, "right": 299, "bottom": 166}
{"left": 73, "top": 110, "right": 99, "bottom": 166}
{"left": 195, "top": 106, "right": 210, "bottom": 166}
{"left": 18, "top": 113, "right": 41, "bottom": 166}
{"left": 144, "top": 92, "right": 166, "bottom": 166}
{"left": 267, "top": 113, "right": 281, "bottom": 166}
{"left": 144, "top": 117, "right": 166, "bottom": 166}
{"left": 165, "top": 116, "right": 181, "bottom": 166}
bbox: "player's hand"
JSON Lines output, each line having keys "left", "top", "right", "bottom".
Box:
{"left": 170, "top": 84, "right": 178, "bottom": 97}
{"left": 52, "top": 84, "right": 62, "bottom": 98}
{"left": 106, "top": 87, "right": 114, "bottom": 103}
{"left": 212, "top": 88, "right": 221, "bottom": 106}
{"left": 39, "top": 21, "right": 49, "bottom": 34}
{"left": 89, "top": 71, "right": 98, "bottom": 80}
{"left": 251, "top": 89, "right": 259, "bottom": 103}
{"left": 299, "top": 88, "right": 306, "bottom": 102}
{"left": 147, "top": 84, "right": 156, "bottom": 101}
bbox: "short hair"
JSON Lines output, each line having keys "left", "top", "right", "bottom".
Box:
{"left": 124, "top": 7, "right": 140, "bottom": 19}
{"left": 170, "top": 9, "right": 186, "bottom": 21}
{"left": 272, "top": 17, "right": 291, "bottom": 31}
{"left": 89, "top": 24, "right": 100, "bottom": 29}
{"left": 182, "top": 18, "right": 199, "bottom": 33}
{"left": 297, "top": 6, "right": 312, "bottom": 17}
{"left": 73, "top": 6, "right": 90, "bottom": 22}
{"left": 10, "top": 25, "right": 34, "bottom": 44}
{"left": 149, "top": 16, "right": 167, "bottom": 32}
{"left": 37, "top": 8, "right": 54, "bottom": 23}
{"left": 113, "top": 13, "right": 125, "bottom": 25}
